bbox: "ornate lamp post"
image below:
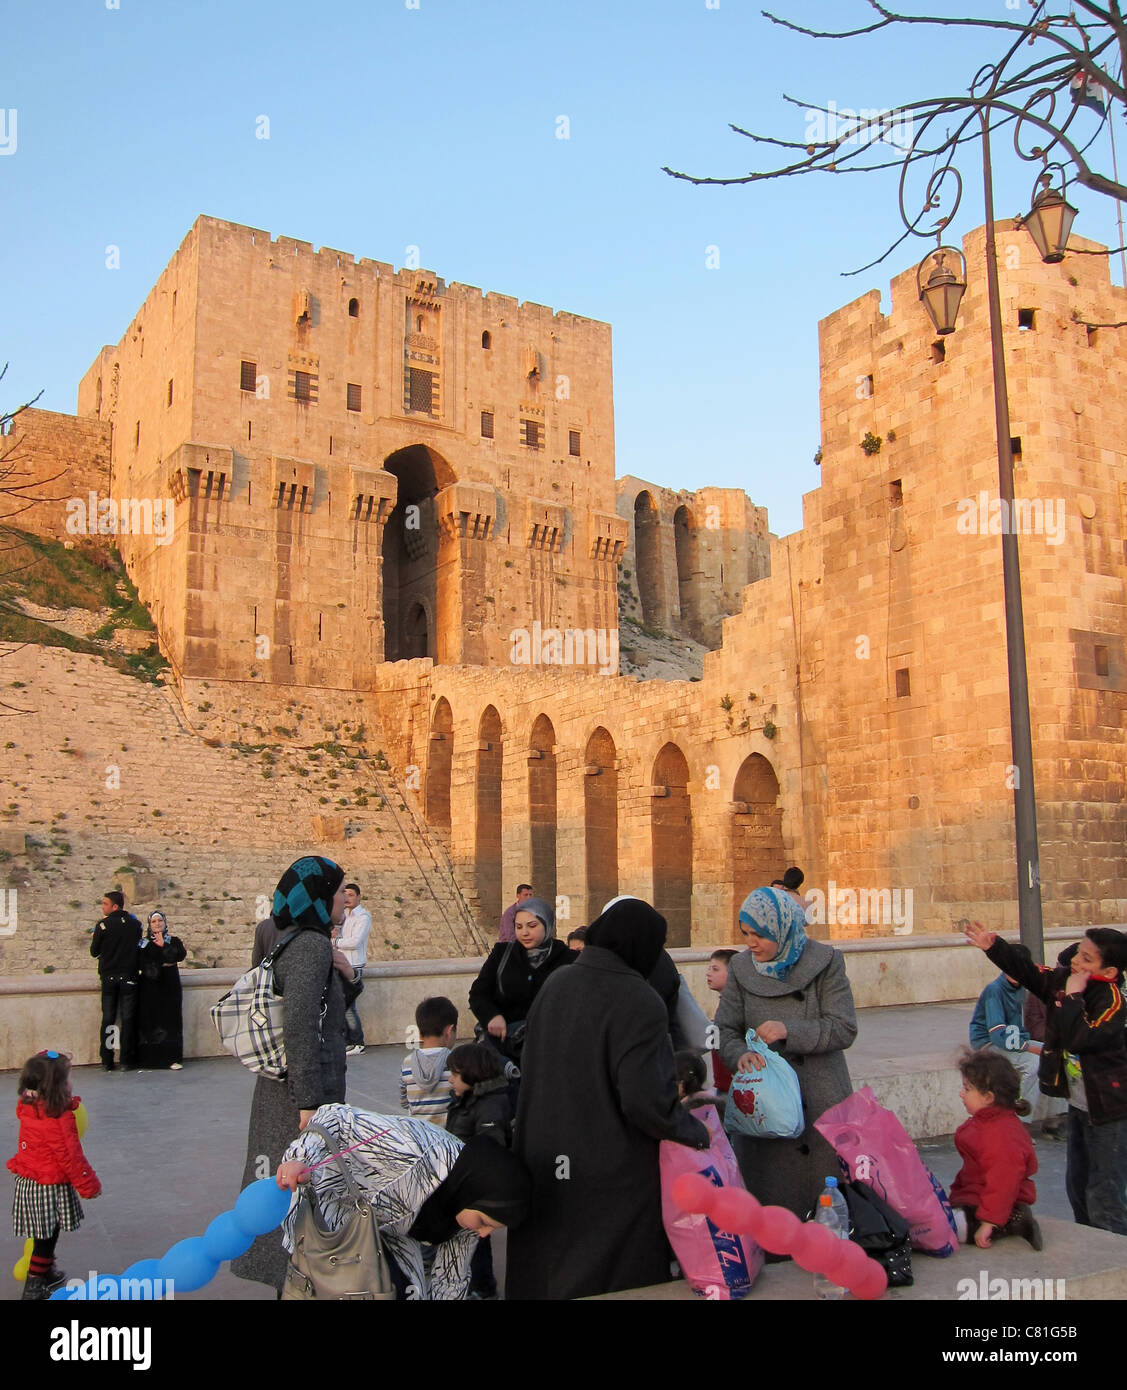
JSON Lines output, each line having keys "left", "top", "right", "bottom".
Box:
{"left": 894, "top": 70, "right": 1090, "bottom": 961}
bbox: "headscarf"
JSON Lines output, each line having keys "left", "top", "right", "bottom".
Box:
{"left": 272, "top": 856, "right": 344, "bottom": 937}
{"left": 514, "top": 896, "right": 556, "bottom": 969}
{"left": 144, "top": 910, "right": 168, "bottom": 945}
{"left": 408, "top": 1135, "right": 532, "bottom": 1244}
{"left": 738, "top": 886, "right": 808, "bottom": 979}
{"left": 586, "top": 897, "right": 668, "bottom": 979}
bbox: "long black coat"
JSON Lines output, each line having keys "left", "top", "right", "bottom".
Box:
{"left": 505, "top": 945, "right": 708, "bottom": 1301}
{"left": 136, "top": 935, "right": 186, "bottom": 1067}
{"left": 231, "top": 928, "right": 347, "bottom": 1290}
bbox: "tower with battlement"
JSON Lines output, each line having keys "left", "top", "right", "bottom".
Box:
{"left": 76, "top": 215, "right": 627, "bottom": 688}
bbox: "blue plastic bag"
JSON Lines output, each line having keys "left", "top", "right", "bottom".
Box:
{"left": 723, "top": 1030, "right": 805, "bottom": 1140}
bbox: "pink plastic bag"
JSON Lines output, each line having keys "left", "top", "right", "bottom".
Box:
{"left": 660, "top": 1105, "right": 764, "bottom": 1299}
{"left": 814, "top": 1086, "right": 958, "bottom": 1255}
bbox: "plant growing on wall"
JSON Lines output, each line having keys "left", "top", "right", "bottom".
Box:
{"left": 763, "top": 720, "right": 778, "bottom": 740}
{"left": 861, "top": 431, "right": 882, "bottom": 456}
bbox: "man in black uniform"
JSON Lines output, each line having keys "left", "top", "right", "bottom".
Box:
{"left": 90, "top": 890, "right": 142, "bottom": 1071}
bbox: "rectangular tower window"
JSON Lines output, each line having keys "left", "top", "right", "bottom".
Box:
{"left": 240, "top": 360, "right": 257, "bottom": 393}
{"left": 409, "top": 368, "right": 434, "bottom": 413}
{"left": 889, "top": 479, "right": 903, "bottom": 507}
{"left": 346, "top": 383, "right": 362, "bottom": 413}
{"left": 1010, "top": 436, "right": 1023, "bottom": 464}
{"left": 895, "top": 667, "right": 911, "bottom": 698}
{"left": 1095, "top": 645, "right": 1110, "bottom": 678}
{"left": 569, "top": 430, "right": 581, "bottom": 457}
{"left": 167, "top": 378, "right": 174, "bottom": 407}
{"left": 294, "top": 371, "right": 312, "bottom": 402}
{"left": 481, "top": 410, "right": 494, "bottom": 439}
{"left": 930, "top": 340, "right": 946, "bottom": 364}
{"left": 1018, "top": 308, "right": 1036, "bottom": 331}
{"left": 521, "top": 419, "right": 543, "bottom": 449}
{"left": 134, "top": 421, "right": 140, "bottom": 449}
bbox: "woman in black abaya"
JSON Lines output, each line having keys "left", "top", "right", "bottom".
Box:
{"left": 504, "top": 898, "right": 709, "bottom": 1300}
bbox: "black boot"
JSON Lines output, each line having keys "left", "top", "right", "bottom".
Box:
{"left": 21, "top": 1274, "right": 50, "bottom": 1301}
{"left": 44, "top": 1265, "right": 68, "bottom": 1292}
{"left": 998, "top": 1203, "right": 1043, "bottom": 1251}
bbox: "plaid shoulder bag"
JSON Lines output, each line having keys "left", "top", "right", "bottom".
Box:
{"left": 211, "top": 930, "right": 303, "bottom": 1077}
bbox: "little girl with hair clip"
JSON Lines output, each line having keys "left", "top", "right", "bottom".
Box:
{"left": 950, "top": 1047, "right": 1041, "bottom": 1251}
{"left": 7, "top": 1050, "right": 101, "bottom": 1300}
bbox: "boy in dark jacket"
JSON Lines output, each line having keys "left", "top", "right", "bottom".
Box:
{"left": 965, "top": 921, "right": 1127, "bottom": 1235}
{"left": 89, "top": 891, "right": 142, "bottom": 1071}
{"left": 445, "top": 1044, "right": 512, "bottom": 1298}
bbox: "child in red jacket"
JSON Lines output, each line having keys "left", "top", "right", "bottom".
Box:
{"left": 7, "top": 1051, "right": 101, "bottom": 1300}
{"left": 950, "top": 1047, "right": 1041, "bottom": 1251}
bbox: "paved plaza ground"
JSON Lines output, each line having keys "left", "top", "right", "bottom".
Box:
{"left": 1, "top": 1016, "right": 1075, "bottom": 1303}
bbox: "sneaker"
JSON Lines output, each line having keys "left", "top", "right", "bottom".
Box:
{"left": 345, "top": 1044, "right": 365, "bottom": 1056}
{"left": 169, "top": 1063, "right": 183, "bottom": 1071}
{"left": 21, "top": 1274, "right": 50, "bottom": 1301}
{"left": 44, "top": 1266, "right": 68, "bottom": 1292}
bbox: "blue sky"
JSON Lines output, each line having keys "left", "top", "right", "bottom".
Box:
{"left": 3, "top": 0, "right": 1124, "bottom": 538}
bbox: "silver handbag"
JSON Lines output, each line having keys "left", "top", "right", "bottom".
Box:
{"left": 281, "top": 1122, "right": 396, "bottom": 1301}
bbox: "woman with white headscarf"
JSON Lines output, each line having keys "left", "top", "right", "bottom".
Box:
{"left": 136, "top": 910, "right": 187, "bottom": 1070}
{"left": 715, "top": 886, "right": 858, "bottom": 1222}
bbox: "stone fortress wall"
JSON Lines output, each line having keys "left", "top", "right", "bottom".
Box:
{"left": 6, "top": 217, "right": 1126, "bottom": 964}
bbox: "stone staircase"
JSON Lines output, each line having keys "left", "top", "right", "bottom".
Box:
{"left": 0, "top": 643, "right": 482, "bottom": 975}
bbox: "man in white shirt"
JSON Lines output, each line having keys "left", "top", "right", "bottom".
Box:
{"left": 335, "top": 883, "right": 372, "bottom": 1055}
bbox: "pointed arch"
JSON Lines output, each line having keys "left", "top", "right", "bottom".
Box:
{"left": 730, "top": 754, "right": 784, "bottom": 942}
{"left": 584, "top": 726, "right": 618, "bottom": 916}
{"left": 529, "top": 714, "right": 557, "bottom": 907}
{"left": 475, "top": 705, "right": 504, "bottom": 927}
{"left": 425, "top": 696, "right": 453, "bottom": 832}
{"left": 652, "top": 742, "right": 692, "bottom": 946}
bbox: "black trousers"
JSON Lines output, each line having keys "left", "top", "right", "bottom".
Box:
{"left": 99, "top": 976, "right": 138, "bottom": 1067}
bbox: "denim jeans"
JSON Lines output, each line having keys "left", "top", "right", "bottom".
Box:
{"left": 343, "top": 968, "right": 364, "bottom": 1046}
{"left": 1065, "top": 1106, "right": 1127, "bottom": 1235}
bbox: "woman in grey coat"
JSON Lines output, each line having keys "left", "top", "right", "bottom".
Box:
{"left": 231, "top": 856, "right": 350, "bottom": 1291}
{"left": 716, "top": 886, "right": 857, "bottom": 1223}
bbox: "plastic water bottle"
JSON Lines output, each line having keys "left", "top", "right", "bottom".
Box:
{"left": 813, "top": 1194, "right": 846, "bottom": 1300}
{"left": 824, "top": 1175, "right": 850, "bottom": 1235}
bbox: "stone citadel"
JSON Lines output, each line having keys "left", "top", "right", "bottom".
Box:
{"left": 5, "top": 214, "right": 1126, "bottom": 968}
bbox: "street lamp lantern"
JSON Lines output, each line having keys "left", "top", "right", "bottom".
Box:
{"left": 917, "top": 245, "right": 968, "bottom": 335}
{"left": 1023, "top": 167, "right": 1078, "bottom": 264}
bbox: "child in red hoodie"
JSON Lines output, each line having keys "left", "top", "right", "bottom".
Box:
{"left": 7, "top": 1051, "right": 101, "bottom": 1299}
{"left": 950, "top": 1047, "right": 1041, "bottom": 1251}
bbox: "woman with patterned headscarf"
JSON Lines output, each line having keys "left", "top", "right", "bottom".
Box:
{"left": 715, "top": 885, "right": 858, "bottom": 1223}
{"left": 231, "top": 856, "right": 350, "bottom": 1292}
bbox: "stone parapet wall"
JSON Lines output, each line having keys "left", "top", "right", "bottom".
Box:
{"left": 0, "top": 931, "right": 1076, "bottom": 1072}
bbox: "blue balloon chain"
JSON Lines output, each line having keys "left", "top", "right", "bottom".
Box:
{"left": 49, "top": 1178, "right": 293, "bottom": 1301}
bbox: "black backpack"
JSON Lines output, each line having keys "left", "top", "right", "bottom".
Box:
{"left": 839, "top": 1179, "right": 914, "bottom": 1287}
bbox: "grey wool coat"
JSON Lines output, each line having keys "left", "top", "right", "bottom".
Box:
{"left": 715, "top": 940, "right": 857, "bottom": 1222}
{"left": 230, "top": 928, "right": 347, "bottom": 1290}
{"left": 505, "top": 945, "right": 709, "bottom": 1301}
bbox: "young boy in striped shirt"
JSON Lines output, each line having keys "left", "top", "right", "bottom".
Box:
{"left": 401, "top": 997, "right": 457, "bottom": 1127}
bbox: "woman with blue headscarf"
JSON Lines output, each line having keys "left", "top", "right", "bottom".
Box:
{"left": 715, "top": 886, "right": 858, "bottom": 1223}
{"left": 231, "top": 856, "right": 351, "bottom": 1291}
